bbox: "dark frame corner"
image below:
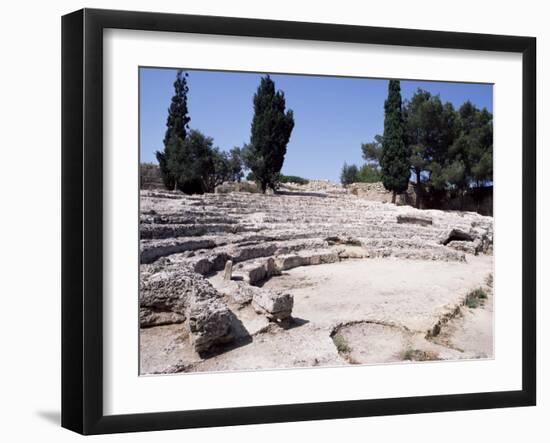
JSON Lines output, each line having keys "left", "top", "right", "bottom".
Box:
{"left": 62, "top": 8, "right": 536, "bottom": 435}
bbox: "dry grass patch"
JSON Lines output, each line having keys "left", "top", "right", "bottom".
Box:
{"left": 464, "top": 287, "right": 488, "bottom": 309}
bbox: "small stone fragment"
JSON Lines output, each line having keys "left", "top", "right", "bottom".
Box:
{"left": 223, "top": 260, "right": 233, "bottom": 280}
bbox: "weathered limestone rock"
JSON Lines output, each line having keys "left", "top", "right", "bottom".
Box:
{"left": 252, "top": 289, "right": 294, "bottom": 321}
{"left": 440, "top": 228, "right": 474, "bottom": 244}
{"left": 233, "top": 257, "right": 280, "bottom": 285}
{"left": 140, "top": 265, "right": 237, "bottom": 355}
{"left": 188, "top": 297, "right": 233, "bottom": 354}
{"left": 397, "top": 214, "right": 433, "bottom": 226}
{"left": 337, "top": 246, "right": 366, "bottom": 259}
{"left": 139, "top": 309, "right": 185, "bottom": 327}
{"left": 215, "top": 180, "right": 260, "bottom": 194}
{"left": 140, "top": 238, "right": 216, "bottom": 264}
{"left": 325, "top": 235, "right": 362, "bottom": 246}
{"left": 347, "top": 182, "right": 415, "bottom": 205}
{"left": 447, "top": 240, "right": 477, "bottom": 255}
{"left": 275, "top": 254, "right": 307, "bottom": 271}
{"left": 274, "top": 250, "right": 339, "bottom": 271}
{"left": 139, "top": 186, "right": 493, "bottom": 335}
{"left": 139, "top": 269, "right": 196, "bottom": 327}
{"left": 307, "top": 250, "right": 339, "bottom": 265}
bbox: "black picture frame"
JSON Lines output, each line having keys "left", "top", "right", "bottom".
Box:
{"left": 61, "top": 8, "right": 536, "bottom": 435}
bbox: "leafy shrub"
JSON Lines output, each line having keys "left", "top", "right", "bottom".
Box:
{"left": 279, "top": 174, "right": 309, "bottom": 185}
{"left": 332, "top": 333, "right": 351, "bottom": 354}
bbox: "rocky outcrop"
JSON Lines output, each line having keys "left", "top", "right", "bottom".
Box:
{"left": 188, "top": 296, "right": 233, "bottom": 354}
{"left": 140, "top": 238, "right": 216, "bottom": 264}
{"left": 139, "top": 268, "right": 196, "bottom": 327}
{"left": 347, "top": 182, "right": 416, "bottom": 205}
{"left": 139, "top": 184, "right": 493, "bottom": 354}
{"left": 215, "top": 181, "right": 260, "bottom": 194}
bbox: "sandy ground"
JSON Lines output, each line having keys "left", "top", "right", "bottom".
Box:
{"left": 140, "top": 256, "right": 493, "bottom": 374}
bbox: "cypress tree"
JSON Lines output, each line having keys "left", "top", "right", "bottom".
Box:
{"left": 163, "top": 70, "right": 191, "bottom": 144}
{"left": 380, "top": 80, "right": 410, "bottom": 203}
{"left": 156, "top": 70, "right": 191, "bottom": 190}
{"left": 243, "top": 75, "right": 294, "bottom": 193}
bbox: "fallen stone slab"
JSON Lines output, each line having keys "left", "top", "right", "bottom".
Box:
{"left": 397, "top": 214, "right": 433, "bottom": 226}
{"left": 140, "top": 238, "right": 216, "bottom": 264}
{"left": 275, "top": 254, "right": 307, "bottom": 271}
{"left": 446, "top": 240, "right": 477, "bottom": 255}
{"left": 215, "top": 180, "right": 260, "bottom": 194}
{"left": 216, "top": 280, "right": 256, "bottom": 307}
{"left": 274, "top": 250, "right": 339, "bottom": 271}
{"left": 252, "top": 289, "right": 294, "bottom": 322}
{"left": 337, "top": 246, "right": 367, "bottom": 259}
{"left": 440, "top": 228, "right": 475, "bottom": 245}
{"left": 189, "top": 252, "right": 232, "bottom": 275}
{"left": 233, "top": 257, "right": 279, "bottom": 285}
{"left": 306, "top": 250, "right": 339, "bottom": 265}
{"left": 325, "top": 235, "right": 362, "bottom": 246}
{"left": 139, "top": 308, "right": 186, "bottom": 328}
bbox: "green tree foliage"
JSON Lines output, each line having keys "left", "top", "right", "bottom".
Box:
{"left": 163, "top": 71, "right": 191, "bottom": 145}
{"left": 167, "top": 130, "right": 213, "bottom": 194}
{"left": 364, "top": 87, "right": 493, "bottom": 208}
{"left": 361, "top": 135, "right": 383, "bottom": 165}
{"left": 447, "top": 102, "right": 493, "bottom": 192}
{"left": 167, "top": 130, "right": 245, "bottom": 194}
{"left": 279, "top": 175, "right": 309, "bottom": 185}
{"left": 154, "top": 71, "right": 244, "bottom": 194}
{"left": 358, "top": 164, "right": 381, "bottom": 183}
{"left": 227, "top": 147, "right": 245, "bottom": 183}
{"left": 243, "top": 76, "right": 295, "bottom": 192}
{"left": 155, "top": 151, "right": 172, "bottom": 189}
{"left": 156, "top": 70, "right": 191, "bottom": 190}
{"left": 340, "top": 162, "right": 380, "bottom": 185}
{"left": 380, "top": 80, "right": 410, "bottom": 202}
{"left": 340, "top": 163, "right": 359, "bottom": 185}
{"left": 204, "top": 146, "right": 245, "bottom": 191}
{"left": 403, "top": 89, "right": 457, "bottom": 206}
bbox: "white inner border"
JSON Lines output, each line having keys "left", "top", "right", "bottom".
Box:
{"left": 103, "top": 29, "right": 523, "bottom": 415}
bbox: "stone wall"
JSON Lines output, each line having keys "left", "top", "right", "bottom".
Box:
{"left": 348, "top": 182, "right": 493, "bottom": 216}
{"left": 347, "top": 182, "right": 416, "bottom": 206}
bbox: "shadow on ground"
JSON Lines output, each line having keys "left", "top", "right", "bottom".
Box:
{"left": 36, "top": 410, "right": 60, "bottom": 426}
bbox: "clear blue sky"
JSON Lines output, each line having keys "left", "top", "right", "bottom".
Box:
{"left": 140, "top": 67, "right": 493, "bottom": 182}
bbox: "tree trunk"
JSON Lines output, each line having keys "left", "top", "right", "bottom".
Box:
{"left": 392, "top": 190, "right": 396, "bottom": 204}
{"left": 415, "top": 170, "right": 421, "bottom": 209}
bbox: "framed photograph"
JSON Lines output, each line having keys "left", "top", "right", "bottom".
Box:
{"left": 61, "top": 8, "right": 536, "bottom": 435}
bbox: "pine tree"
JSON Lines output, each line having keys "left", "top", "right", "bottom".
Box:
{"left": 380, "top": 80, "right": 410, "bottom": 203}
{"left": 156, "top": 70, "right": 191, "bottom": 190}
{"left": 243, "top": 76, "right": 294, "bottom": 192}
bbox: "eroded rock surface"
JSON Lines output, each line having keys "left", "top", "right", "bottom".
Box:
{"left": 139, "top": 183, "right": 494, "bottom": 371}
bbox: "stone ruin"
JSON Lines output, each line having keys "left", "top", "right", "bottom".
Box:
{"left": 139, "top": 182, "right": 493, "bottom": 355}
